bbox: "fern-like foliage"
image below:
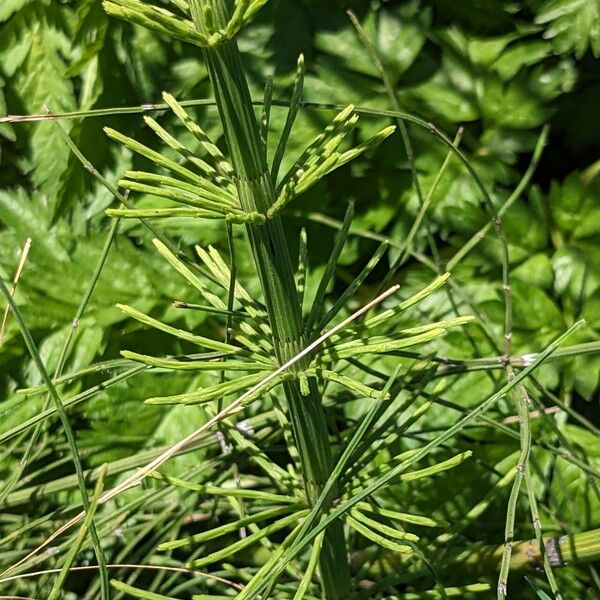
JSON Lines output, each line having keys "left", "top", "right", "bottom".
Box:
{"left": 535, "top": 0, "right": 600, "bottom": 58}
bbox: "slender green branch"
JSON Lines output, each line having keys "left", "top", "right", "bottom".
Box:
{"left": 447, "top": 125, "right": 550, "bottom": 270}
{"left": 242, "top": 322, "right": 583, "bottom": 599}
{"left": 0, "top": 216, "right": 121, "bottom": 502}
{"left": 0, "top": 277, "right": 109, "bottom": 599}
{"left": 348, "top": 11, "right": 427, "bottom": 282}
{"left": 365, "top": 527, "right": 600, "bottom": 580}
{"left": 47, "top": 465, "right": 107, "bottom": 600}
{"left": 54, "top": 119, "right": 222, "bottom": 288}
{"left": 497, "top": 385, "right": 531, "bottom": 599}
{"left": 524, "top": 460, "right": 563, "bottom": 599}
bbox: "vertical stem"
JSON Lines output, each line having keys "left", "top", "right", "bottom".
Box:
{"left": 189, "top": 1, "right": 350, "bottom": 596}
{"left": 497, "top": 384, "right": 530, "bottom": 599}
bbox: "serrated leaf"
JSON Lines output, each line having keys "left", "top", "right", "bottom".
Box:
{"left": 535, "top": 0, "right": 600, "bottom": 58}
{"left": 17, "top": 30, "right": 76, "bottom": 210}
{"left": 66, "top": 0, "right": 109, "bottom": 77}
{"left": 481, "top": 73, "right": 553, "bottom": 129}
{"left": 314, "top": 3, "right": 429, "bottom": 83}
{"left": 492, "top": 40, "right": 552, "bottom": 80}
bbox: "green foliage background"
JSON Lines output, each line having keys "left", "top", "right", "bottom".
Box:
{"left": 0, "top": 0, "right": 599, "bottom": 598}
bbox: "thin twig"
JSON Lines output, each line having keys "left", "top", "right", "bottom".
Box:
{"left": 501, "top": 406, "right": 561, "bottom": 425}
{"left": 447, "top": 126, "right": 550, "bottom": 271}
{"left": 0, "top": 563, "right": 243, "bottom": 591}
{"left": 218, "top": 221, "right": 248, "bottom": 539}
{"left": 347, "top": 11, "right": 426, "bottom": 281}
{"left": 497, "top": 384, "right": 531, "bottom": 599}
{"left": 0, "top": 237, "right": 31, "bottom": 348}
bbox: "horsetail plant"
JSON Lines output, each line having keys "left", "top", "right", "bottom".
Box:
{"left": 8, "top": 0, "right": 572, "bottom": 598}
{"left": 98, "top": 0, "right": 470, "bottom": 596}
{"left": 2, "top": 15, "right": 600, "bottom": 592}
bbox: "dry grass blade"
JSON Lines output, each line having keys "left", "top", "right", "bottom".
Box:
{"left": 501, "top": 406, "right": 561, "bottom": 424}
{"left": 0, "top": 237, "right": 31, "bottom": 348}
{"left": 0, "top": 564, "right": 243, "bottom": 592}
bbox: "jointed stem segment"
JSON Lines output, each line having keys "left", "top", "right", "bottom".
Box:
{"left": 189, "top": 1, "right": 351, "bottom": 596}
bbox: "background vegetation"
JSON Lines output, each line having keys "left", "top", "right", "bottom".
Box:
{"left": 0, "top": 0, "right": 599, "bottom": 598}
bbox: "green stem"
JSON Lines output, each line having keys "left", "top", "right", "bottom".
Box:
{"left": 497, "top": 383, "right": 531, "bottom": 599}
{"left": 465, "top": 528, "right": 600, "bottom": 574}
{"left": 363, "top": 527, "right": 600, "bottom": 581}
{"left": 188, "top": 2, "right": 350, "bottom": 596}
{"left": 446, "top": 125, "right": 549, "bottom": 271}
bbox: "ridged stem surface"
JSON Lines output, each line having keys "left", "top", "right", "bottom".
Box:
{"left": 189, "top": 1, "right": 350, "bottom": 596}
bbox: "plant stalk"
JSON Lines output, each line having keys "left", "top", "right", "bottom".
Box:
{"left": 360, "top": 527, "right": 600, "bottom": 580}
{"left": 189, "top": 1, "right": 350, "bottom": 596}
